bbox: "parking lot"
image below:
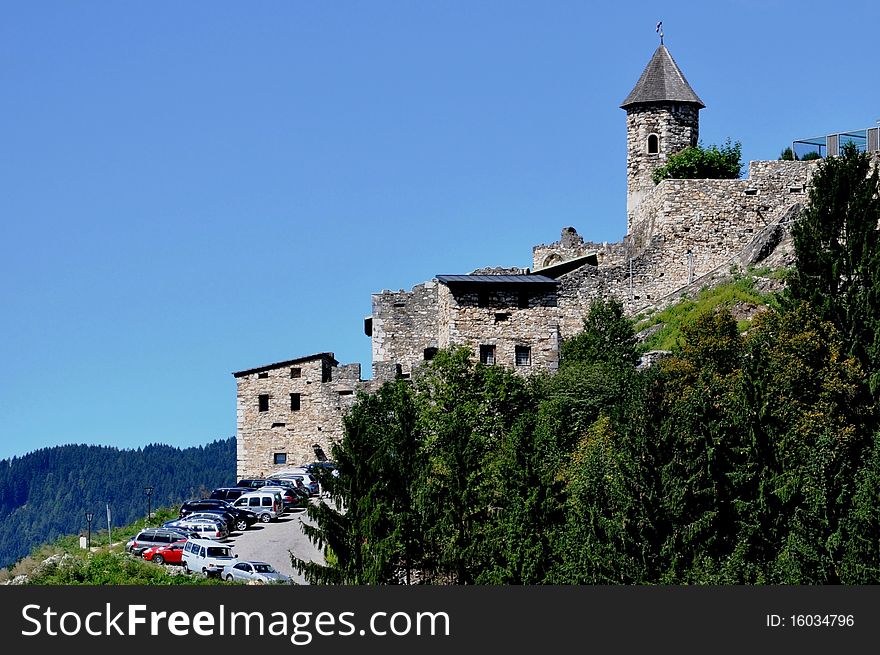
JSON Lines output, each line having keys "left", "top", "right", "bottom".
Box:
{"left": 226, "top": 505, "right": 324, "bottom": 584}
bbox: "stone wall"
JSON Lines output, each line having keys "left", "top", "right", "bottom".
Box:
{"left": 235, "top": 355, "right": 365, "bottom": 479}
{"left": 370, "top": 281, "right": 439, "bottom": 382}
{"left": 533, "top": 228, "right": 629, "bottom": 271}
{"left": 437, "top": 283, "right": 561, "bottom": 374}
{"left": 553, "top": 160, "right": 817, "bottom": 333}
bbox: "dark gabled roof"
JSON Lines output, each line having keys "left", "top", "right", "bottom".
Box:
{"left": 232, "top": 352, "right": 337, "bottom": 378}
{"left": 620, "top": 45, "right": 704, "bottom": 109}
{"left": 436, "top": 274, "right": 559, "bottom": 286}
{"left": 532, "top": 252, "right": 599, "bottom": 279}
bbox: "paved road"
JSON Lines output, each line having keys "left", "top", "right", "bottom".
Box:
{"left": 226, "top": 505, "right": 325, "bottom": 584}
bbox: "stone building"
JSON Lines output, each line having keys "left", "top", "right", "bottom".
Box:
{"left": 234, "top": 41, "right": 874, "bottom": 479}
{"left": 233, "top": 354, "right": 366, "bottom": 479}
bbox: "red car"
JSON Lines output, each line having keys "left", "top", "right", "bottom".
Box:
{"left": 142, "top": 540, "right": 187, "bottom": 565}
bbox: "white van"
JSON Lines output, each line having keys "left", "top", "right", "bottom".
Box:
{"left": 182, "top": 538, "right": 237, "bottom": 577}
{"left": 233, "top": 491, "right": 282, "bottom": 523}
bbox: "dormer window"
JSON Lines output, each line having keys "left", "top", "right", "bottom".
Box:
{"left": 647, "top": 133, "right": 660, "bottom": 154}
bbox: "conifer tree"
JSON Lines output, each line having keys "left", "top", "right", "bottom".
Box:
{"left": 788, "top": 142, "right": 880, "bottom": 392}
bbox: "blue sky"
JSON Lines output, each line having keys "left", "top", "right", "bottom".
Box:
{"left": 2, "top": 1, "right": 878, "bottom": 460}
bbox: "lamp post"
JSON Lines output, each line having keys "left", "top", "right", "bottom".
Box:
{"left": 86, "top": 512, "right": 93, "bottom": 551}
{"left": 144, "top": 486, "right": 154, "bottom": 522}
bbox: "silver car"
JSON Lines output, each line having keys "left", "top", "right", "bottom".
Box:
{"left": 169, "top": 517, "right": 229, "bottom": 541}
{"left": 222, "top": 561, "right": 291, "bottom": 584}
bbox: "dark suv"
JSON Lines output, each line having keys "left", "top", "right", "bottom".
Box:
{"left": 179, "top": 499, "right": 258, "bottom": 532}
{"left": 210, "top": 487, "right": 251, "bottom": 502}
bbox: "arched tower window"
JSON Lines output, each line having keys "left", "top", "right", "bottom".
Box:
{"left": 541, "top": 253, "right": 563, "bottom": 269}
{"left": 647, "top": 133, "right": 660, "bottom": 154}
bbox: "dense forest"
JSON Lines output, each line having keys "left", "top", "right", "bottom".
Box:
{"left": 0, "top": 438, "right": 235, "bottom": 568}
{"left": 296, "top": 144, "right": 880, "bottom": 584}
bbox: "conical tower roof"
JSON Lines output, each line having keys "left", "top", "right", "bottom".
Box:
{"left": 620, "top": 45, "right": 704, "bottom": 109}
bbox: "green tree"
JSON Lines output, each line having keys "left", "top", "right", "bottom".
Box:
{"left": 652, "top": 139, "right": 742, "bottom": 184}
{"left": 787, "top": 142, "right": 880, "bottom": 392}
{"left": 735, "top": 304, "right": 872, "bottom": 582}
{"left": 561, "top": 298, "right": 638, "bottom": 370}
{"left": 294, "top": 380, "right": 423, "bottom": 584}
{"left": 415, "top": 348, "right": 531, "bottom": 583}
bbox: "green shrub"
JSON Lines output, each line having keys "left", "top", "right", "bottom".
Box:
{"left": 652, "top": 139, "right": 742, "bottom": 184}
{"left": 779, "top": 147, "right": 797, "bottom": 161}
{"left": 801, "top": 151, "right": 822, "bottom": 161}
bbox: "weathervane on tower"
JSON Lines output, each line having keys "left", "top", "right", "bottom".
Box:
{"left": 656, "top": 21, "right": 664, "bottom": 45}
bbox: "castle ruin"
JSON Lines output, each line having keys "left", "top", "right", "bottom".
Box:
{"left": 233, "top": 42, "right": 874, "bottom": 479}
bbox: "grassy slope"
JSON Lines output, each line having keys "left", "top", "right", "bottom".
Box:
{"left": 635, "top": 274, "right": 777, "bottom": 352}
{"left": 0, "top": 506, "right": 224, "bottom": 585}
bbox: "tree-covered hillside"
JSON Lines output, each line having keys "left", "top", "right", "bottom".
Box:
{"left": 0, "top": 438, "right": 235, "bottom": 569}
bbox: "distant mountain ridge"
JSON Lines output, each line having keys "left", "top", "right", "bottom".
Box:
{"left": 0, "top": 438, "right": 235, "bottom": 569}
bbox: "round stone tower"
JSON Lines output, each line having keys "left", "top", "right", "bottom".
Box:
{"left": 621, "top": 45, "right": 704, "bottom": 233}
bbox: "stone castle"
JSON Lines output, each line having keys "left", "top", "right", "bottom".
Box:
{"left": 233, "top": 43, "right": 877, "bottom": 479}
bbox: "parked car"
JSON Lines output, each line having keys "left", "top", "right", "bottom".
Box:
{"left": 184, "top": 508, "right": 236, "bottom": 533}
{"left": 269, "top": 472, "right": 319, "bottom": 496}
{"left": 303, "top": 461, "right": 337, "bottom": 492}
{"left": 180, "top": 501, "right": 234, "bottom": 524}
{"left": 222, "top": 561, "right": 291, "bottom": 584}
{"left": 142, "top": 540, "right": 186, "bottom": 565}
{"left": 125, "top": 528, "right": 197, "bottom": 556}
{"left": 185, "top": 513, "right": 234, "bottom": 532}
{"left": 232, "top": 491, "right": 282, "bottom": 523}
{"left": 210, "top": 487, "right": 251, "bottom": 502}
{"left": 303, "top": 461, "right": 337, "bottom": 476}
{"left": 182, "top": 538, "right": 237, "bottom": 577}
{"left": 260, "top": 485, "right": 309, "bottom": 510}
{"left": 179, "top": 499, "right": 257, "bottom": 531}
{"left": 236, "top": 479, "right": 271, "bottom": 489}
{"left": 168, "top": 518, "right": 229, "bottom": 541}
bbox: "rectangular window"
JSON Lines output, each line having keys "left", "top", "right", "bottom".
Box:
{"left": 290, "top": 367, "right": 301, "bottom": 378}
{"left": 274, "top": 453, "right": 287, "bottom": 465}
{"left": 258, "top": 394, "right": 269, "bottom": 412}
{"left": 423, "top": 347, "right": 438, "bottom": 361}
{"left": 518, "top": 290, "right": 530, "bottom": 309}
{"left": 479, "top": 345, "right": 496, "bottom": 366}
{"left": 322, "top": 364, "right": 332, "bottom": 383}
{"left": 338, "top": 390, "right": 353, "bottom": 396}
{"left": 258, "top": 372, "right": 269, "bottom": 379}
{"left": 478, "top": 290, "right": 491, "bottom": 307}
{"left": 494, "top": 312, "right": 509, "bottom": 323}
{"left": 515, "top": 345, "right": 531, "bottom": 366}
{"left": 290, "top": 393, "right": 301, "bottom": 411}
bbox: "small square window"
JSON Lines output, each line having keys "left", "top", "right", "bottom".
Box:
{"left": 424, "top": 347, "right": 438, "bottom": 361}
{"left": 258, "top": 394, "right": 269, "bottom": 412}
{"left": 274, "top": 453, "right": 287, "bottom": 465}
{"left": 494, "top": 312, "right": 509, "bottom": 322}
{"left": 290, "top": 367, "right": 301, "bottom": 378}
{"left": 479, "top": 345, "right": 496, "bottom": 366}
{"left": 515, "top": 345, "right": 531, "bottom": 366}
{"left": 258, "top": 372, "right": 269, "bottom": 379}
{"left": 290, "top": 393, "right": 301, "bottom": 411}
